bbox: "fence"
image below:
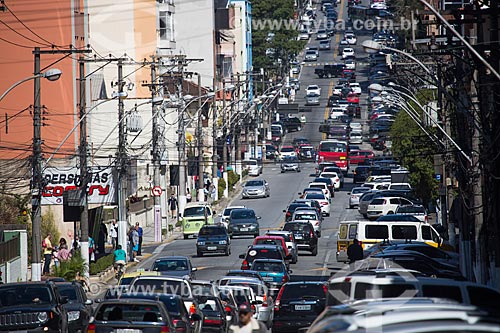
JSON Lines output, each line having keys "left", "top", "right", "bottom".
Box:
{"left": 0, "top": 237, "right": 20, "bottom": 264}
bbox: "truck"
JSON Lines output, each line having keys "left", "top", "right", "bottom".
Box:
{"left": 314, "top": 63, "right": 345, "bottom": 78}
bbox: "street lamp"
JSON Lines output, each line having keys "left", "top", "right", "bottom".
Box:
{"left": 0, "top": 68, "right": 62, "bottom": 103}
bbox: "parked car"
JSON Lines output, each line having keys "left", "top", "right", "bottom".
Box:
{"left": 228, "top": 208, "right": 261, "bottom": 238}
{"left": 348, "top": 186, "right": 372, "bottom": 209}
{"left": 151, "top": 256, "right": 198, "bottom": 279}
{"left": 196, "top": 225, "right": 231, "bottom": 257}
{"left": 90, "top": 299, "right": 176, "bottom": 333}
{"left": 282, "top": 221, "right": 318, "bottom": 255}
{"left": 56, "top": 282, "right": 93, "bottom": 333}
{"left": 243, "top": 159, "right": 262, "bottom": 176}
{"left": 242, "top": 179, "right": 270, "bottom": 199}
{"left": 272, "top": 281, "right": 327, "bottom": 333}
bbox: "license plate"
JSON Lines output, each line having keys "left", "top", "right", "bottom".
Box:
{"left": 207, "top": 246, "right": 217, "bottom": 250}
{"left": 295, "top": 305, "right": 311, "bottom": 311}
{"left": 263, "top": 277, "right": 274, "bottom": 282}
{"left": 116, "top": 330, "right": 142, "bottom": 333}
{"left": 295, "top": 234, "right": 303, "bottom": 239}
{"left": 240, "top": 228, "right": 249, "bottom": 231}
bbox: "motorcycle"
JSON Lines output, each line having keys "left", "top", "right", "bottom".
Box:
{"left": 115, "top": 262, "right": 125, "bottom": 280}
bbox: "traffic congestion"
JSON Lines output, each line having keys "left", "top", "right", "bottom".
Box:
{"left": 1, "top": 0, "right": 500, "bottom": 333}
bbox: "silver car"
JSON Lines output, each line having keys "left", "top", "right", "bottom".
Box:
{"left": 348, "top": 187, "right": 371, "bottom": 209}
{"left": 305, "top": 50, "right": 318, "bottom": 61}
{"left": 242, "top": 179, "right": 270, "bottom": 199}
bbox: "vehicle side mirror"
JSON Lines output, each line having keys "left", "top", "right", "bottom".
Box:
{"left": 288, "top": 270, "right": 293, "bottom": 274}
{"left": 239, "top": 254, "right": 245, "bottom": 259}
{"left": 283, "top": 209, "right": 286, "bottom": 213}
{"left": 298, "top": 193, "right": 302, "bottom": 196}
{"left": 85, "top": 299, "right": 93, "bottom": 305}
{"left": 257, "top": 216, "right": 262, "bottom": 219}
{"left": 192, "top": 267, "right": 198, "bottom": 272}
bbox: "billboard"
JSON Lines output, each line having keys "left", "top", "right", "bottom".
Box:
{"left": 42, "top": 167, "right": 116, "bottom": 205}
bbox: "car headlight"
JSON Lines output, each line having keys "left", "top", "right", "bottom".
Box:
{"left": 37, "top": 312, "right": 48, "bottom": 322}
{"left": 68, "top": 311, "right": 80, "bottom": 321}
{"left": 197, "top": 241, "right": 205, "bottom": 245}
{"left": 219, "top": 240, "right": 227, "bottom": 245}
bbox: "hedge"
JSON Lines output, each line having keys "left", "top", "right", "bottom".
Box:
{"left": 89, "top": 253, "right": 114, "bottom": 275}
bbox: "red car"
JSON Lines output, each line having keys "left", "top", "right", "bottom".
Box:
{"left": 349, "top": 150, "right": 375, "bottom": 164}
{"left": 346, "top": 93, "right": 359, "bottom": 103}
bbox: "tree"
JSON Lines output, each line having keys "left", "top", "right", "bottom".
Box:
{"left": 390, "top": 96, "right": 439, "bottom": 207}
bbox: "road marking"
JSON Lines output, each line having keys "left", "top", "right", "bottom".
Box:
{"left": 196, "top": 266, "right": 214, "bottom": 271}
{"left": 310, "top": 267, "right": 329, "bottom": 271}
{"left": 322, "top": 249, "right": 334, "bottom": 276}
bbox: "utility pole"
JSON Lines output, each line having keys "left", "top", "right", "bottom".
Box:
{"left": 177, "top": 58, "right": 187, "bottom": 215}
{"left": 78, "top": 57, "right": 90, "bottom": 276}
{"left": 31, "top": 47, "right": 43, "bottom": 281}
{"left": 197, "top": 74, "right": 205, "bottom": 202}
{"left": 234, "top": 75, "right": 242, "bottom": 177}
{"left": 151, "top": 57, "right": 162, "bottom": 243}
{"left": 116, "top": 59, "right": 129, "bottom": 259}
{"left": 212, "top": 78, "right": 218, "bottom": 201}
{"left": 222, "top": 80, "right": 228, "bottom": 198}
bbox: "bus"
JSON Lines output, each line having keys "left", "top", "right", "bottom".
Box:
{"left": 347, "top": 5, "right": 378, "bottom": 21}
{"left": 317, "top": 140, "right": 349, "bottom": 173}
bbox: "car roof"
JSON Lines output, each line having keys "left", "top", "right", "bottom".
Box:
{"left": 251, "top": 259, "right": 285, "bottom": 264}
{"left": 155, "top": 256, "right": 189, "bottom": 261}
{"left": 248, "top": 244, "right": 281, "bottom": 250}
{"left": 121, "top": 271, "right": 162, "bottom": 279}
{"left": 185, "top": 202, "right": 211, "bottom": 208}
{"left": 255, "top": 235, "right": 284, "bottom": 240}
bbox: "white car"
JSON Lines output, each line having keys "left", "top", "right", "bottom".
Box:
{"left": 371, "top": 2, "right": 387, "bottom": 9}
{"left": 348, "top": 187, "right": 371, "bottom": 209}
{"left": 307, "top": 47, "right": 319, "bottom": 56}
{"left": 330, "top": 106, "right": 345, "bottom": 119}
{"left": 298, "top": 31, "right": 310, "bottom": 40}
{"left": 279, "top": 146, "right": 297, "bottom": 159}
{"left": 395, "top": 204, "right": 429, "bottom": 223}
{"left": 350, "top": 132, "right": 363, "bottom": 144}
{"left": 349, "top": 82, "right": 362, "bottom": 94}
{"left": 243, "top": 159, "right": 262, "bottom": 176}
{"left": 316, "top": 29, "right": 329, "bottom": 40}
{"left": 342, "top": 48, "right": 355, "bottom": 59}
{"left": 219, "top": 205, "right": 246, "bottom": 228}
{"left": 308, "top": 182, "right": 331, "bottom": 200}
{"left": 305, "top": 50, "right": 318, "bottom": 61}
{"left": 306, "top": 85, "right": 321, "bottom": 96}
{"left": 366, "top": 196, "right": 414, "bottom": 219}
{"left": 332, "top": 85, "right": 343, "bottom": 96}
{"left": 345, "top": 59, "right": 356, "bottom": 70}
{"left": 304, "top": 192, "right": 331, "bottom": 216}
{"left": 345, "top": 33, "right": 357, "bottom": 45}
{"left": 350, "top": 122, "right": 362, "bottom": 132}
{"left": 320, "top": 172, "right": 341, "bottom": 190}
{"left": 292, "top": 210, "right": 322, "bottom": 237}
{"left": 388, "top": 183, "right": 412, "bottom": 191}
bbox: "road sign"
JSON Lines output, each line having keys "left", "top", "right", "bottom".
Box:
{"left": 151, "top": 186, "right": 163, "bottom": 197}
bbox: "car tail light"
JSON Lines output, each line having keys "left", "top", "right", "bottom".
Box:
{"left": 87, "top": 324, "right": 96, "bottom": 333}
{"left": 225, "top": 306, "right": 232, "bottom": 313}
{"left": 161, "top": 325, "right": 170, "bottom": 332}
{"left": 251, "top": 304, "right": 256, "bottom": 313}
{"left": 282, "top": 275, "right": 289, "bottom": 283}
{"left": 425, "top": 215, "right": 428, "bottom": 223}
{"left": 242, "top": 260, "right": 249, "bottom": 270}
{"left": 320, "top": 202, "right": 327, "bottom": 206}
{"left": 323, "top": 284, "right": 328, "bottom": 295}
{"left": 189, "top": 303, "right": 196, "bottom": 314}
{"left": 262, "top": 294, "right": 268, "bottom": 307}
{"left": 172, "top": 319, "right": 186, "bottom": 332}
{"left": 274, "top": 286, "right": 285, "bottom": 312}
{"left": 310, "top": 230, "right": 314, "bottom": 238}
{"left": 204, "top": 318, "right": 222, "bottom": 325}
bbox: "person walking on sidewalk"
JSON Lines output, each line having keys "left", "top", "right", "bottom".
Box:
{"left": 110, "top": 220, "right": 118, "bottom": 249}
{"left": 168, "top": 193, "right": 178, "bottom": 219}
{"left": 135, "top": 222, "right": 143, "bottom": 256}
{"left": 130, "top": 227, "right": 140, "bottom": 262}
{"left": 42, "top": 234, "right": 53, "bottom": 276}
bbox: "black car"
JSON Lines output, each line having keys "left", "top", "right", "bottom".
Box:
{"left": 196, "top": 225, "right": 231, "bottom": 257}
{"left": 282, "top": 117, "right": 302, "bottom": 132}
{"left": 151, "top": 256, "right": 198, "bottom": 279}
{"left": 56, "top": 282, "right": 93, "bottom": 333}
{"left": 239, "top": 244, "right": 289, "bottom": 270}
{"left": 292, "top": 137, "right": 310, "bottom": 148}
{"left": 297, "top": 145, "right": 316, "bottom": 161}
{"left": 0, "top": 281, "right": 69, "bottom": 333}
{"left": 265, "top": 144, "right": 278, "bottom": 159}
{"left": 119, "top": 293, "right": 199, "bottom": 333}
{"left": 283, "top": 202, "right": 310, "bottom": 222}
{"left": 228, "top": 208, "right": 261, "bottom": 238}
{"left": 197, "top": 295, "right": 229, "bottom": 333}
{"left": 91, "top": 299, "right": 177, "bottom": 333}
{"left": 282, "top": 221, "right": 318, "bottom": 255}
{"left": 272, "top": 281, "right": 327, "bottom": 333}
{"left": 353, "top": 165, "right": 370, "bottom": 183}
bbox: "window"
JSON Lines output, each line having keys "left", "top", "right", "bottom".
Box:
{"left": 422, "top": 285, "right": 462, "bottom": 302}
{"left": 354, "top": 283, "right": 417, "bottom": 300}
{"left": 392, "top": 225, "right": 417, "bottom": 239}
{"left": 389, "top": 198, "right": 400, "bottom": 204}
{"left": 159, "top": 11, "right": 173, "bottom": 41}
{"left": 348, "top": 224, "right": 358, "bottom": 239}
{"left": 339, "top": 224, "right": 348, "bottom": 239}
{"left": 421, "top": 225, "right": 432, "bottom": 240}
{"left": 365, "top": 225, "right": 389, "bottom": 239}
{"left": 327, "top": 282, "right": 351, "bottom": 305}
{"left": 467, "top": 286, "right": 500, "bottom": 310}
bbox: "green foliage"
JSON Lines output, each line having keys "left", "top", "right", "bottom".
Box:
{"left": 227, "top": 170, "right": 240, "bottom": 190}
{"left": 390, "top": 94, "right": 439, "bottom": 206}
{"left": 242, "top": 169, "right": 249, "bottom": 178}
{"left": 218, "top": 177, "right": 226, "bottom": 199}
{"left": 41, "top": 208, "right": 60, "bottom": 244}
{"left": 53, "top": 250, "right": 87, "bottom": 281}
{"left": 89, "top": 253, "right": 114, "bottom": 275}
{"left": 0, "top": 193, "right": 30, "bottom": 225}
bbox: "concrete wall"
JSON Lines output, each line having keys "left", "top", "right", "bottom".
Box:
{"left": 0, "top": 230, "right": 28, "bottom": 282}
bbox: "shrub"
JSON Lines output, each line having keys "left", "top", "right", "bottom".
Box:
{"left": 227, "top": 170, "right": 240, "bottom": 190}
{"left": 54, "top": 250, "right": 87, "bottom": 281}
{"left": 218, "top": 177, "right": 226, "bottom": 199}
{"left": 242, "top": 169, "right": 249, "bottom": 178}
{"left": 89, "top": 253, "right": 114, "bottom": 275}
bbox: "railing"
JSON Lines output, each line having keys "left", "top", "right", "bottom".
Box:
{"left": 0, "top": 237, "right": 20, "bottom": 264}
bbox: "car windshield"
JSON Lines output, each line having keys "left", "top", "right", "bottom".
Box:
{"left": 152, "top": 259, "right": 188, "bottom": 272}
{"left": 397, "top": 206, "right": 425, "bottom": 213}
{"left": 199, "top": 227, "right": 226, "bottom": 236}
{"left": 246, "top": 180, "right": 264, "bottom": 187}
{"left": 283, "top": 223, "right": 311, "bottom": 232}
{"left": 352, "top": 188, "right": 370, "bottom": 194}
{"left": 184, "top": 206, "right": 207, "bottom": 217}
{"left": 95, "top": 303, "right": 162, "bottom": 322}
{"left": 281, "top": 147, "right": 294, "bottom": 152}
{"left": 231, "top": 210, "right": 256, "bottom": 219}
{"left": 280, "top": 284, "right": 326, "bottom": 300}
{"left": 305, "top": 193, "right": 325, "bottom": 200}
{"left": 320, "top": 142, "right": 347, "bottom": 152}
{"left": 252, "top": 261, "right": 284, "bottom": 273}
{"left": 57, "top": 286, "right": 79, "bottom": 302}
{"left": 295, "top": 213, "right": 317, "bottom": 220}
{"left": 0, "top": 286, "right": 53, "bottom": 306}
{"left": 131, "top": 279, "right": 191, "bottom": 298}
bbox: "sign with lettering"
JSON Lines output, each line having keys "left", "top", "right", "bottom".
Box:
{"left": 42, "top": 167, "right": 116, "bottom": 205}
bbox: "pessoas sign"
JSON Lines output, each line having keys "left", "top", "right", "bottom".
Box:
{"left": 41, "top": 167, "right": 116, "bottom": 205}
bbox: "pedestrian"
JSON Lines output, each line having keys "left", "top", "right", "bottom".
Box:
{"left": 168, "top": 193, "right": 178, "bottom": 219}
{"left": 97, "top": 223, "right": 107, "bottom": 254}
{"left": 135, "top": 222, "right": 143, "bottom": 256}
{"left": 110, "top": 220, "right": 118, "bottom": 249}
{"left": 88, "top": 236, "right": 96, "bottom": 262}
{"left": 209, "top": 185, "right": 216, "bottom": 202}
{"left": 228, "top": 303, "right": 266, "bottom": 333}
{"left": 42, "top": 233, "right": 53, "bottom": 276}
{"left": 186, "top": 191, "right": 192, "bottom": 203}
{"left": 71, "top": 236, "right": 80, "bottom": 254}
{"left": 57, "top": 243, "right": 71, "bottom": 262}
{"left": 347, "top": 238, "right": 364, "bottom": 263}
{"left": 131, "top": 226, "right": 140, "bottom": 262}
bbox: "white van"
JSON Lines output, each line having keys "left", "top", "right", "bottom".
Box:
{"left": 326, "top": 272, "right": 500, "bottom": 314}
{"left": 336, "top": 220, "right": 442, "bottom": 263}
{"left": 243, "top": 159, "right": 262, "bottom": 176}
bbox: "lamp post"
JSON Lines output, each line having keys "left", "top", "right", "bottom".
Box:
{"left": 0, "top": 68, "right": 62, "bottom": 282}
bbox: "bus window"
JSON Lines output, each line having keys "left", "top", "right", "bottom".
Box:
{"left": 339, "top": 224, "right": 348, "bottom": 239}
{"left": 392, "top": 225, "right": 417, "bottom": 240}
{"left": 365, "top": 225, "right": 388, "bottom": 239}
{"left": 348, "top": 224, "right": 358, "bottom": 239}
